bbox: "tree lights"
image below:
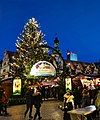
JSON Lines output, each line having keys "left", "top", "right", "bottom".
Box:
{"left": 10, "top": 18, "right": 47, "bottom": 79}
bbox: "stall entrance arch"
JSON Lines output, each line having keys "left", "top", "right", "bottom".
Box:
{"left": 28, "top": 45, "right": 66, "bottom": 99}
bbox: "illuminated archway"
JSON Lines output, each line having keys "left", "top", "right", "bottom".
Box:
{"left": 30, "top": 61, "right": 56, "bottom": 77}
{"left": 29, "top": 45, "right": 66, "bottom": 78}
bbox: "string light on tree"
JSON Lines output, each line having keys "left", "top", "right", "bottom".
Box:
{"left": 10, "top": 17, "right": 47, "bottom": 79}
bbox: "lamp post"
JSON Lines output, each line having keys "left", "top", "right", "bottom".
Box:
{"left": 54, "top": 37, "right": 59, "bottom": 50}
{"left": 54, "top": 37, "right": 66, "bottom": 95}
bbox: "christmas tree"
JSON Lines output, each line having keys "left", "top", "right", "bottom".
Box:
{"left": 10, "top": 18, "right": 47, "bottom": 79}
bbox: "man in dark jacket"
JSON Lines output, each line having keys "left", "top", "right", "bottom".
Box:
{"left": 81, "top": 89, "right": 91, "bottom": 107}
{"left": 33, "top": 88, "right": 42, "bottom": 120}
{"left": 0, "top": 85, "right": 4, "bottom": 115}
{"left": 24, "top": 86, "right": 34, "bottom": 119}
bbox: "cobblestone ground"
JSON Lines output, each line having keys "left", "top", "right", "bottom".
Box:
{"left": 0, "top": 100, "right": 99, "bottom": 120}
{"left": 0, "top": 100, "right": 63, "bottom": 120}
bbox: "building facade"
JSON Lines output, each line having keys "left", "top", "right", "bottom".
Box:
{"left": 0, "top": 50, "right": 15, "bottom": 79}
{"left": 0, "top": 50, "right": 16, "bottom": 98}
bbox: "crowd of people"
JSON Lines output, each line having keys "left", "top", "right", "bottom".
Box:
{"left": 0, "top": 81, "right": 100, "bottom": 120}
{"left": 0, "top": 83, "right": 43, "bottom": 119}
{"left": 61, "top": 86, "right": 100, "bottom": 120}
{"left": 0, "top": 74, "right": 100, "bottom": 120}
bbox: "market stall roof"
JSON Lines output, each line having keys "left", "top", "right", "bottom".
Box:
{"left": 71, "top": 73, "right": 100, "bottom": 78}
{"left": 1, "top": 76, "right": 13, "bottom": 82}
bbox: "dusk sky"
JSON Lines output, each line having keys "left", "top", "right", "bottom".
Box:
{"left": 0, "top": 0, "right": 100, "bottom": 62}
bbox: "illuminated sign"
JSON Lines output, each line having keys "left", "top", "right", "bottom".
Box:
{"left": 70, "top": 53, "right": 77, "bottom": 61}
{"left": 65, "top": 77, "right": 72, "bottom": 91}
{"left": 30, "top": 61, "right": 56, "bottom": 76}
{"left": 13, "top": 78, "right": 21, "bottom": 95}
{"left": 81, "top": 78, "right": 91, "bottom": 87}
{"left": 67, "top": 51, "right": 78, "bottom": 61}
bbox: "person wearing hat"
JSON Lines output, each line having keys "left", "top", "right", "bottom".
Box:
{"left": 63, "top": 91, "right": 74, "bottom": 120}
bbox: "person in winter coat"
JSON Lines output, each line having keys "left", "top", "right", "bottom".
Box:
{"left": 81, "top": 89, "right": 91, "bottom": 108}
{"left": 95, "top": 90, "right": 100, "bottom": 109}
{"left": 33, "top": 88, "right": 43, "bottom": 120}
{"left": 73, "top": 87, "right": 82, "bottom": 108}
{"left": 63, "top": 91, "right": 74, "bottom": 120}
{"left": 1, "top": 90, "right": 9, "bottom": 116}
{"left": 0, "top": 85, "right": 4, "bottom": 115}
{"left": 24, "top": 86, "right": 34, "bottom": 119}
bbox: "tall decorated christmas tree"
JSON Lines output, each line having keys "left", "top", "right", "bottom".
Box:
{"left": 10, "top": 18, "right": 47, "bottom": 80}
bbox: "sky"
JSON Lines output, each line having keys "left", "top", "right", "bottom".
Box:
{"left": 0, "top": 0, "right": 100, "bottom": 62}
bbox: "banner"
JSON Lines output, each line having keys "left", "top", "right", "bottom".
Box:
{"left": 13, "top": 78, "right": 21, "bottom": 95}
{"left": 30, "top": 61, "right": 56, "bottom": 76}
{"left": 65, "top": 77, "right": 72, "bottom": 91}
